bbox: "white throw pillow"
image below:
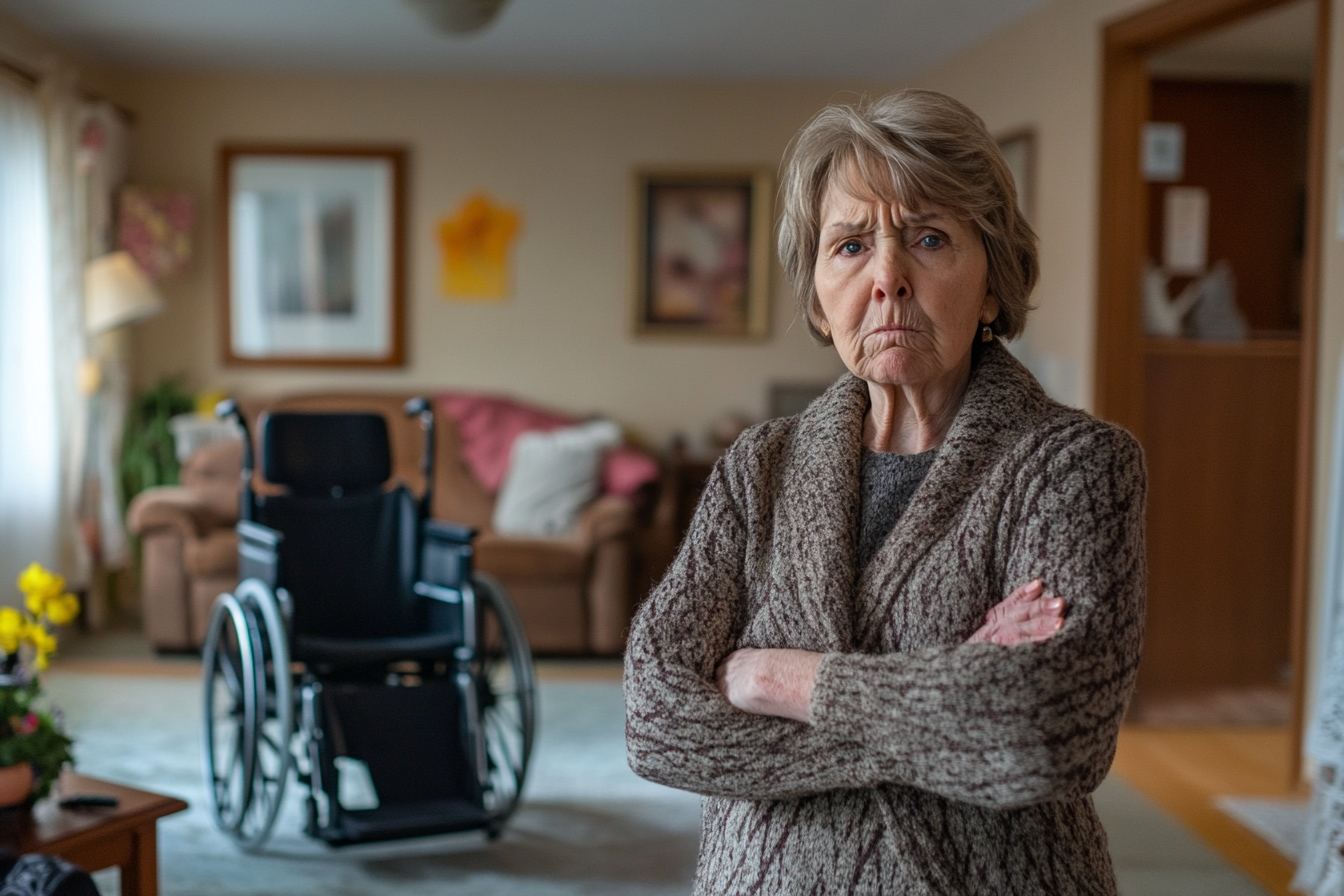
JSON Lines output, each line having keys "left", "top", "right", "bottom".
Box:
{"left": 492, "top": 420, "right": 623, "bottom": 537}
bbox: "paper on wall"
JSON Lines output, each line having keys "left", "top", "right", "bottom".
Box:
{"left": 1163, "top": 186, "right": 1209, "bottom": 275}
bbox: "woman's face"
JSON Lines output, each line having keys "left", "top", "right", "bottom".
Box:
{"left": 812, "top": 181, "right": 997, "bottom": 393}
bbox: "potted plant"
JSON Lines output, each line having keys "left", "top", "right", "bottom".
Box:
{"left": 120, "top": 376, "right": 196, "bottom": 512}
{"left": 0, "top": 564, "right": 79, "bottom": 806}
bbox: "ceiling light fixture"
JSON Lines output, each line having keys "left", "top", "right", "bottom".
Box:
{"left": 403, "top": 0, "right": 510, "bottom": 35}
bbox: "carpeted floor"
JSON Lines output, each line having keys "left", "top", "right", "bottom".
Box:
{"left": 40, "top": 671, "right": 1272, "bottom": 896}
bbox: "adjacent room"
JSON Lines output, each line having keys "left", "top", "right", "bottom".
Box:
{"left": 3, "top": 0, "right": 1344, "bottom": 893}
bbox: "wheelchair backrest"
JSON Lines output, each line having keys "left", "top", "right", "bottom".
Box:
{"left": 262, "top": 413, "right": 391, "bottom": 497}
{"left": 255, "top": 412, "right": 424, "bottom": 641}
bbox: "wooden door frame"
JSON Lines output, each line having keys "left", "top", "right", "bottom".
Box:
{"left": 1097, "top": 0, "right": 1329, "bottom": 781}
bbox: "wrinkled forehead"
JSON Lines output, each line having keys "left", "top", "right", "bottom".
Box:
{"left": 822, "top": 145, "right": 932, "bottom": 215}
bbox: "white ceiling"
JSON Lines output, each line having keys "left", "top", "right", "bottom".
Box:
{"left": 0, "top": 0, "right": 1053, "bottom": 82}
{"left": 1149, "top": 0, "right": 1316, "bottom": 81}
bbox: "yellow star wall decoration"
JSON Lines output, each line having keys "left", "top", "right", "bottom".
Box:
{"left": 437, "top": 193, "right": 522, "bottom": 301}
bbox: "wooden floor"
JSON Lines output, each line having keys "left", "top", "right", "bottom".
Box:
{"left": 1112, "top": 726, "right": 1308, "bottom": 895}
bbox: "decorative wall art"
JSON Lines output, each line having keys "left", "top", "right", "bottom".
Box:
{"left": 118, "top": 187, "right": 194, "bottom": 280}
{"left": 996, "top": 128, "right": 1036, "bottom": 225}
{"left": 437, "top": 193, "right": 522, "bottom": 301}
{"left": 633, "top": 169, "right": 771, "bottom": 339}
{"left": 219, "top": 145, "right": 406, "bottom": 367}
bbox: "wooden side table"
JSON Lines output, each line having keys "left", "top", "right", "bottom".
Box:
{"left": 0, "top": 772, "right": 187, "bottom": 896}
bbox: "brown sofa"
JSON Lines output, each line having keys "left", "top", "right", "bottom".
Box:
{"left": 127, "top": 391, "right": 668, "bottom": 656}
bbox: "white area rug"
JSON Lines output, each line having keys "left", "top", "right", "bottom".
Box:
{"left": 40, "top": 671, "right": 1271, "bottom": 896}
{"left": 44, "top": 673, "right": 700, "bottom": 896}
{"left": 1216, "top": 796, "right": 1308, "bottom": 861}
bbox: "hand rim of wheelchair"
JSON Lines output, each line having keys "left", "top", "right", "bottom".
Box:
{"left": 201, "top": 592, "right": 256, "bottom": 836}
{"left": 202, "top": 578, "right": 294, "bottom": 852}
{"left": 471, "top": 572, "right": 536, "bottom": 832}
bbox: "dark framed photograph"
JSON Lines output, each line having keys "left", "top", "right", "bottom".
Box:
{"left": 996, "top": 128, "right": 1036, "bottom": 225}
{"left": 633, "top": 168, "right": 772, "bottom": 339}
{"left": 219, "top": 144, "right": 407, "bottom": 367}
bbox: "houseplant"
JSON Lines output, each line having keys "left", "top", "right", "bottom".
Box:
{"left": 120, "top": 375, "right": 195, "bottom": 512}
{"left": 0, "top": 564, "right": 79, "bottom": 805}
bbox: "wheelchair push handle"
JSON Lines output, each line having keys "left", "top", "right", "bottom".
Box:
{"left": 404, "top": 397, "right": 435, "bottom": 517}
{"left": 215, "top": 398, "right": 257, "bottom": 522}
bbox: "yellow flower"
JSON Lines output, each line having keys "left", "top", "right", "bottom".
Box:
{"left": 0, "top": 608, "right": 22, "bottom": 656}
{"left": 43, "top": 593, "right": 79, "bottom": 627}
{"left": 17, "top": 564, "right": 64, "bottom": 613}
{"left": 25, "top": 625, "right": 56, "bottom": 671}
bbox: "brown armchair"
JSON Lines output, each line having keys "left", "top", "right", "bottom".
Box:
{"left": 127, "top": 391, "right": 662, "bottom": 655}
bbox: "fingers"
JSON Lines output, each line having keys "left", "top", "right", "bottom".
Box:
{"left": 989, "top": 609, "right": 1064, "bottom": 645}
{"left": 1006, "top": 579, "right": 1045, "bottom": 603}
{"left": 968, "top": 580, "right": 1068, "bottom": 646}
{"left": 983, "top": 580, "right": 1046, "bottom": 626}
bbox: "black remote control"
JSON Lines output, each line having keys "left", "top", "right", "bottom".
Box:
{"left": 58, "top": 794, "right": 119, "bottom": 809}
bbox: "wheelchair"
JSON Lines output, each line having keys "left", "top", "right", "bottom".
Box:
{"left": 200, "top": 398, "right": 536, "bottom": 852}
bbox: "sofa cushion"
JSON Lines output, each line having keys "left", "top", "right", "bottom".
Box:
{"left": 492, "top": 421, "right": 621, "bottom": 536}
{"left": 474, "top": 533, "right": 588, "bottom": 580}
{"left": 437, "top": 393, "right": 574, "bottom": 494}
{"left": 437, "top": 392, "right": 660, "bottom": 500}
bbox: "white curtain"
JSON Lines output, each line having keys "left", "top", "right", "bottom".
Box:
{"left": 0, "top": 74, "right": 61, "bottom": 601}
{"left": 38, "top": 68, "right": 94, "bottom": 587}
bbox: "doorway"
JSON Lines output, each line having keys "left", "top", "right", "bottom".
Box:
{"left": 1097, "top": 0, "right": 1327, "bottom": 776}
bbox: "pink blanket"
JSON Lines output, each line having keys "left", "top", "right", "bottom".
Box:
{"left": 436, "top": 392, "right": 660, "bottom": 498}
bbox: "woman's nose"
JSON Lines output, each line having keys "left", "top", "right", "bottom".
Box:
{"left": 871, "top": 244, "right": 911, "bottom": 302}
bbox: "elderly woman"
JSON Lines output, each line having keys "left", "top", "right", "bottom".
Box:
{"left": 623, "top": 89, "right": 1146, "bottom": 894}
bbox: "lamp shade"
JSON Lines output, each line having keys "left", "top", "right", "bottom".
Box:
{"left": 84, "top": 251, "right": 165, "bottom": 334}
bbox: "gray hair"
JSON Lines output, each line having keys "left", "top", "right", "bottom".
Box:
{"left": 777, "top": 89, "right": 1038, "bottom": 344}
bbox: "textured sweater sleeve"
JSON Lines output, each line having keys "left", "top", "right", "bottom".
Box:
{"left": 624, "top": 441, "right": 887, "bottom": 800}
{"left": 809, "top": 424, "right": 1146, "bottom": 809}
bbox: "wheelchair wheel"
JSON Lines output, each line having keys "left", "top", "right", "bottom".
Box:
{"left": 471, "top": 573, "right": 536, "bottom": 834}
{"left": 202, "top": 592, "right": 258, "bottom": 836}
{"left": 232, "top": 579, "right": 295, "bottom": 851}
{"left": 201, "top": 580, "right": 295, "bottom": 852}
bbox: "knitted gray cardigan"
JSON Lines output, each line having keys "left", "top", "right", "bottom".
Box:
{"left": 624, "top": 341, "right": 1147, "bottom": 895}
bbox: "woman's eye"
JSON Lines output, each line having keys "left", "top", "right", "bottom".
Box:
{"left": 839, "top": 239, "right": 863, "bottom": 255}
{"left": 917, "top": 234, "right": 944, "bottom": 249}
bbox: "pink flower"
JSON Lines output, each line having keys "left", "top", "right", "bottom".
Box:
{"left": 15, "top": 714, "right": 37, "bottom": 737}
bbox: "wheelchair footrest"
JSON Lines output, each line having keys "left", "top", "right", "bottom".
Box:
{"left": 317, "top": 799, "right": 493, "bottom": 846}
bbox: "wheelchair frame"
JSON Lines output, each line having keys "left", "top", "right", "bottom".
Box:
{"left": 201, "top": 398, "right": 536, "bottom": 851}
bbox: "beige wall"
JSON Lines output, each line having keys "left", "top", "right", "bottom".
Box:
{"left": 100, "top": 71, "right": 869, "bottom": 449}
{"left": 911, "top": 0, "right": 1344, "bottom": 748}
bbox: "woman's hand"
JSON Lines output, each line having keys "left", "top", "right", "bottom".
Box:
{"left": 716, "top": 648, "right": 822, "bottom": 722}
{"left": 967, "top": 579, "right": 1065, "bottom": 645}
{"left": 716, "top": 582, "right": 1063, "bottom": 722}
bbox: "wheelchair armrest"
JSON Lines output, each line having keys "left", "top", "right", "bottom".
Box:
{"left": 424, "top": 519, "right": 478, "bottom": 545}
{"left": 420, "top": 518, "right": 480, "bottom": 593}
{"left": 238, "top": 520, "right": 283, "bottom": 588}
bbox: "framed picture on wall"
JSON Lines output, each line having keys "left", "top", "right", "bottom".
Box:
{"left": 996, "top": 128, "right": 1036, "bottom": 225}
{"left": 219, "top": 144, "right": 407, "bottom": 367}
{"left": 632, "top": 168, "right": 772, "bottom": 339}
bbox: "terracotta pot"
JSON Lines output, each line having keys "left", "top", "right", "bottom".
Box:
{"left": 0, "top": 762, "right": 33, "bottom": 808}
